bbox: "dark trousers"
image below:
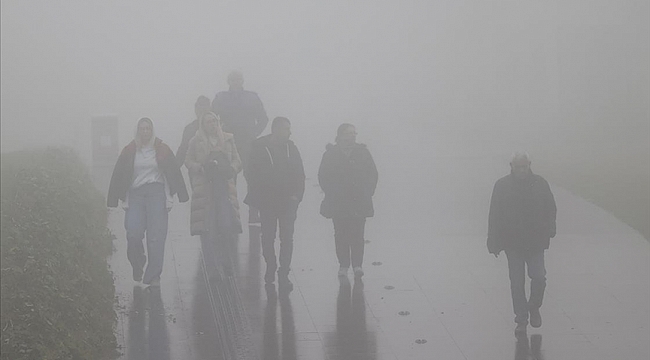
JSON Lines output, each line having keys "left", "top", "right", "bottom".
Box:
{"left": 332, "top": 217, "right": 366, "bottom": 268}
{"left": 236, "top": 135, "right": 260, "bottom": 221}
{"left": 260, "top": 207, "right": 297, "bottom": 274}
{"left": 506, "top": 249, "right": 547, "bottom": 324}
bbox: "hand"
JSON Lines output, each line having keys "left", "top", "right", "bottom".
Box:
{"left": 203, "top": 159, "right": 218, "bottom": 173}
{"left": 487, "top": 237, "right": 502, "bottom": 257}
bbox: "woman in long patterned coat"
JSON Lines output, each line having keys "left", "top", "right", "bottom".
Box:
{"left": 185, "top": 112, "right": 243, "bottom": 238}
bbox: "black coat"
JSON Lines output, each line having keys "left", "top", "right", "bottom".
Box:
{"left": 107, "top": 138, "right": 189, "bottom": 207}
{"left": 318, "top": 143, "right": 378, "bottom": 219}
{"left": 211, "top": 90, "right": 269, "bottom": 140}
{"left": 176, "top": 119, "right": 199, "bottom": 168}
{"left": 487, "top": 172, "right": 557, "bottom": 254}
{"left": 244, "top": 135, "right": 305, "bottom": 212}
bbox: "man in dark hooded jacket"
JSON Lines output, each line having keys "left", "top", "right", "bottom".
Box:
{"left": 212, "top": 71, "right": 269, "bottom": 223}
{"left": 245, "top": 117, "right": 305, "bottom": 286}
{"left": 177, "top": 95, "right": 211, "bottom": 172}
{"left": 487, "top": 152, "right": 557, "bottom": 336}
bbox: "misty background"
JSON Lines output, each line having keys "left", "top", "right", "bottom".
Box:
{"left": 2, "top": 1, "right": 648, "bottom": 236}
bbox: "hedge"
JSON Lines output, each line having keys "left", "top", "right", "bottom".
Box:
{"left": 1, "top": 147, "right": 117, "bottom": 359}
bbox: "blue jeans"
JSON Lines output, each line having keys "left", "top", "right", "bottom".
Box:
{"left": 125, "top": 182, "right": 168, "bottom": 284}
{"left": 506, "top": 249, "right": 546, "bottom": 324}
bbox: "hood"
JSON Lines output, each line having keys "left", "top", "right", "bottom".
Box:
{"left": 257, "top": 134, "right": 294, "bottom": 148}
{"left": 325, "top": 142, "right": 366, "bottom": 151}
{"left": 134, "top": 117, "right": 156, "bottom": 149}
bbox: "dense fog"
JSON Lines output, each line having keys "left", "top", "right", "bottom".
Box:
{"left": 2, "top": 2, "right": 649, "bottom": 358}
{"left": 2, "top": 0, "right": 648, "bottom": 182}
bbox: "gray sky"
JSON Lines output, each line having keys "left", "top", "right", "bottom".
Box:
{"left": 2, "top": 0, "right": 648, "bottom": 175}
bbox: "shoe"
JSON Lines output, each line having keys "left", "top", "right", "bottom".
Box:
{"left": 265, "top": 266, "right": 276, "bottom": 284}
{"left": 515, "top": 323, "right": 527, "bottom": 337}
{"left": 353, "top": 266, "right": 364, "bottom": 277}
{"left": 277, "top": 267, "right": 290, "bottom": 278}
{"left": 265, "top": 283, "right": 277, "bottom": 300}
{"left": 278, "top": 274, "right": 293, "bottom": 292}
{"left": 529, "top": 308, "right": 542, "bottom": 328}
{"left": 248, "top": 207, "right": 260, "bottom": 224}
{"left": 338, "top": 267, "right": 349, "bottom": 277}
{"left": 132, "top": 267, "right": 143, "bottom": 282}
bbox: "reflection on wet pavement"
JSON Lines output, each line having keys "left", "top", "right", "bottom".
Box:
{"left": 324, "top": 277, "right": 377, "bottom": 360}
{"left": 530, "top": 334, "right": 544, "bottom": 360}
{"left": 514, "top": 334, "right": 544, "bottom": 360}
{"left": 126, "top": 286, "right": 145, "bottom": 359}
{"left": 262, "top": 285, "right": 279, "bottom": 360}
{"left": 125, "top": 286, "right": 170, "bottom": 360}
{"left": 109, "top": 156, "right": 650, "bottom": 360}
{"left": 261, "top": 283, "right": 297, "bottom": 360}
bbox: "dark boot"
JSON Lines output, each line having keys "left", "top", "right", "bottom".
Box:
{"left": 278, "top": 271, "right": 293, "bottom": 292}
{"left": 265, "top": 264, "right": 276, "bottom": 284}
{"left": 132, "top": 266, "right": 143, "bottom": 282}
{"left": 529, "top": 307, "right": 542, "bottom": 328}
{"left": 515, "top": 322, "right": 527, "bottom": 337}
{"left": 249, "top": 206, "right": 260, "bottom": 224}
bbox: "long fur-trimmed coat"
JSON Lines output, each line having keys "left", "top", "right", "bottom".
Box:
{"left": 185, "top": 131, "right": 242, "bottom": 236}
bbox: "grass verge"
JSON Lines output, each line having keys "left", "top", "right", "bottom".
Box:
{"left": 1, "top": 147, "right": 117, "bottom": 359}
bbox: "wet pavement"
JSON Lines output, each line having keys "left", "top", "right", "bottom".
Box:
{"left": 108, "top": 156, "right": 650, "bottom": 359}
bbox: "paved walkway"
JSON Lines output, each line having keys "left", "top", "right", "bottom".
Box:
{"left": 108, "top": 156, "right": 649, "bottom": 360}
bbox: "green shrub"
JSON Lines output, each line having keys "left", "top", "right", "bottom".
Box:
{"left": 1, "top": 147, "right": 117, "bottom": 360}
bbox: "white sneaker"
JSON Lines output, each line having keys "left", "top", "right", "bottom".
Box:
{"left": 353, "top": 267, "right": 364, "bottom": 277}
{"left": 338, "top": 267, "right": 349, "bottom": 277}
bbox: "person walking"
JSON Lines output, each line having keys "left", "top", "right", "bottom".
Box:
{"left": 318, "top": 124, "right": 378, "bottom": 278}
{"left": 212, "top": 71, "right": 269, "bottom": 224}
{"left": 107, "top": 117, "right": 189, "bottom": 286}
{"left": 185, "top": 112, "right": 243, "bottom": 274}
{"left": 487, "top": 152, "right": 557, "bottom": 336}
{"left": 245, "top": 117, "right": 305, "bottom": 286}
{"left": 176, "top": 95, "right": 212, "bottom": 171}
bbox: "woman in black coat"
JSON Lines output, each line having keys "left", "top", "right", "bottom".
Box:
{"left": 318, "top": 123, "right": 378, "bottom": 278}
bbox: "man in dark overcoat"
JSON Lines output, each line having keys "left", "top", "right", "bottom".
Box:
{"left": 488, "top": 152, "right": 557, "bottom": 336}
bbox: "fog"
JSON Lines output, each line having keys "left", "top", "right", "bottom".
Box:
{"left": 2, "top": 2, "right": 649, "bottom": 357}
{"left": 2, "top": 0, "right": 648, "bottom": 179}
